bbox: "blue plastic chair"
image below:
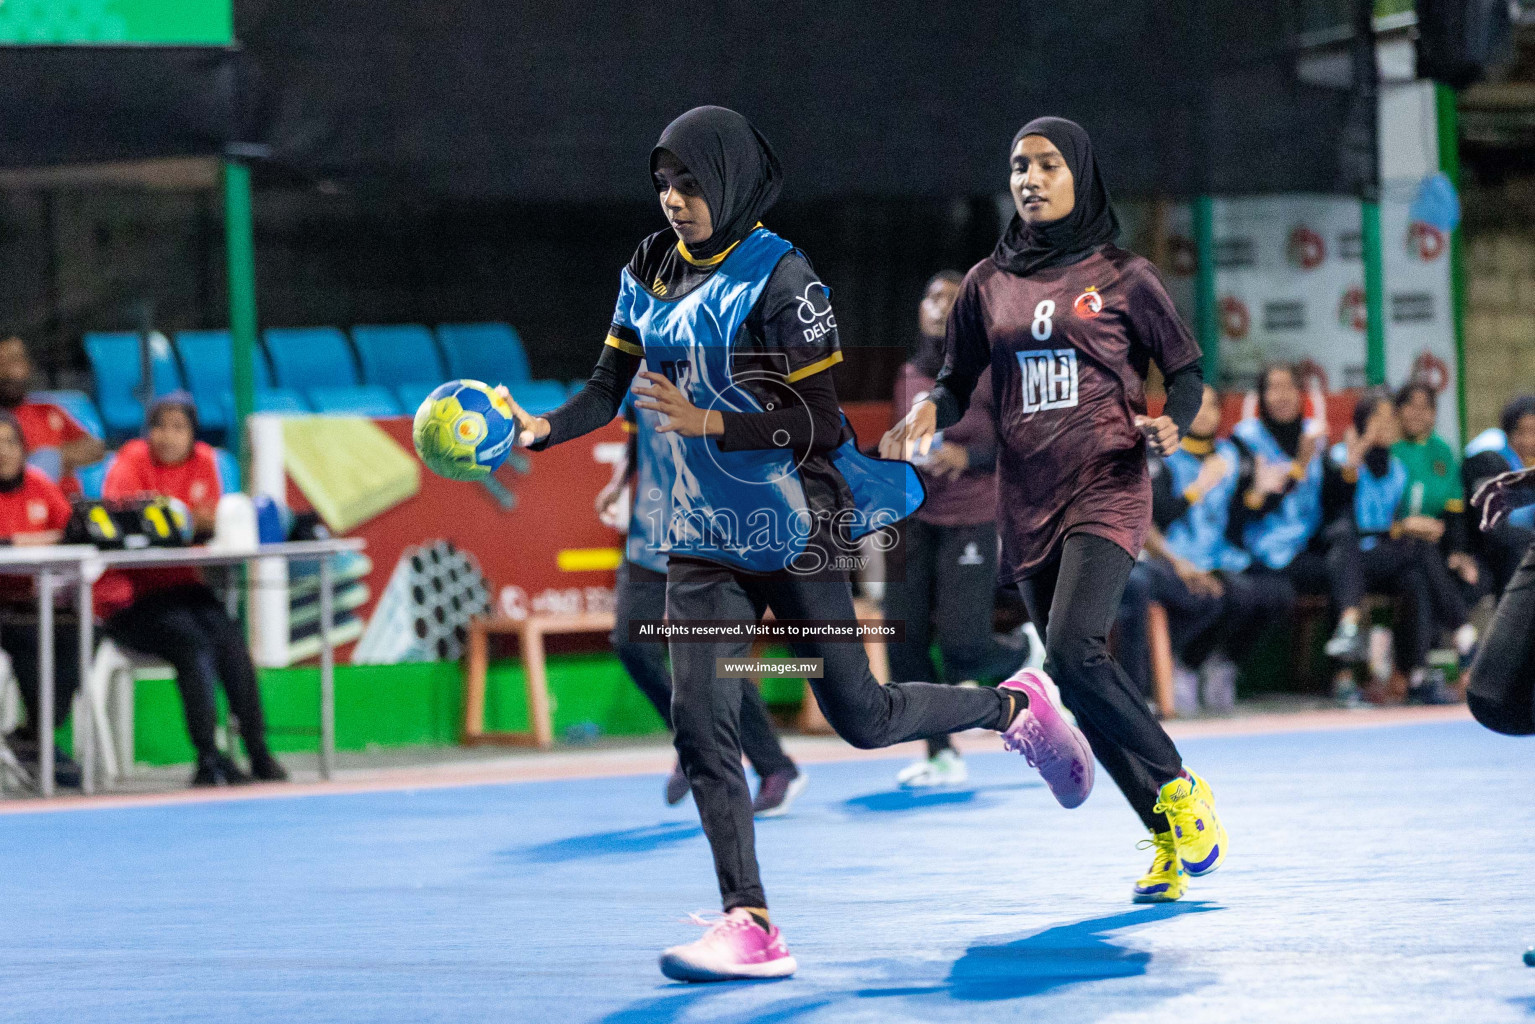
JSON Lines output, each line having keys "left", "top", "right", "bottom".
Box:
{"left": 350, "top": 325, "right": 445, "bottom": 388}
{"left": 84, "top": 331, "right": 185, "bottom": 438}
{"left": 263, "top": 327, "right": 359, "bottom": 390}
{"left": 175, "top": 330, "right": 276, "bottom": 434}
{"left": 434, "top": 323, "right": 531, "bottom": 385}
{"left": 220, "top": 388, "right": 310, "bottom": 428}
{"left": 514, "top": 380, "right": 570, "bottom": 416}
{"left": 213, "top": 447, "right": 241, "bottom": 493}
{"left": 307, "top": 385, "right": 404, "bottom": 417}
{"left": 394, "top": 382, "right": 441, "bottom": 416}
{"left": 29, "top": 389, "right": 105, "bottom": 440}
{"left": 75, "top": 454, "right": 117, "bottom": 500}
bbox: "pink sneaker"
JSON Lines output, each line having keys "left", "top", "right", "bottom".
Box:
{"left": 659, "top": 909, "right": 798, "bottom": 982}
{"left": 999, "top": 669, "right": 1094, "bottom": 808}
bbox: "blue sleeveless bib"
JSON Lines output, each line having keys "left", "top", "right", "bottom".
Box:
{"left": 1232, "top": 417, "right": 1324, "bottom": 570}
{"left": 1162, "top": 440, "right": 1249, "bottom": 573}
{"left": 617, "top": 228, "right": 922, "bottom": 572}
{"left": 1330, "top": 443, "right": 1408, "bottom": 550}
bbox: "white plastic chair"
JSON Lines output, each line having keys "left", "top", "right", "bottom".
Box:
{"left": 0, "top": 650, "right": 34, "bottom": 792}
{"left": 81, "top": 638, "right": 172, "bottom": 784}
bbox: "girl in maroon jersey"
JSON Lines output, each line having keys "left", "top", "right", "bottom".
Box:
{"left": 881, "top": 116, "right": 1228, "bottom": 903}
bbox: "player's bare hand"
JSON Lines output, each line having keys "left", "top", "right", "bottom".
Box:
{"left": 633, "top": 371, "right": 722, "bottom": 438}
{"left": 1253, "top": 457, "right": 1292, "bottom": 496}
{"left": 1190, "top": 453, "right": 1230, "bottom": 497}
{"left": 879, "top": 399, "right": 938, "bottom": 461}
{"left": 495, "top": 385, "right": 550, "bottom": 447}
{"left": 1473, "top": 466, "right": 1535, "bottom": 531}
{"left": 1135, "top": 415, "right": 1179, "bottom": 456}
{"left": 925, "top": 442, "right": 969, "bottom": 481}
{"left": 1447, "top": 551, "right": 1480, "bottom": 587}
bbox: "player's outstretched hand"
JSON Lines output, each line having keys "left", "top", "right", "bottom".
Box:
{"left": 879, "top": 398, "right": 938, "bottom": 461}
{"left": 494, "top": 385, "right": 550, "bottom": 447}
{"left": 1135, "top": 414, "right": 1179, "bottom": 456}
{"left": 1472, "top": 466, "right": 1535, "bottom": 531}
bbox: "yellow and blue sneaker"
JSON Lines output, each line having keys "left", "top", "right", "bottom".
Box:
{"left": 1132, "top": 831, "right": 1185, "bottom": 903}
{"left": 1153, "top": 770, "right": 1227, "bottom": 877}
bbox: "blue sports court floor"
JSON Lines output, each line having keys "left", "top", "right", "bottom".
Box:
{"left": 3, "top": 718, "right": 1534, "bottom": 1023}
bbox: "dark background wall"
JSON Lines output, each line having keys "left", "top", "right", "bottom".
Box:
{"left": 0, "top": 185, "right": 1002, "bottom": 400}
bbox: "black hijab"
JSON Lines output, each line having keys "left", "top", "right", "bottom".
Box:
{"left": 993, "top": 117, "right": 1120, "bottom": 276}
{"left": 651, "top": 106, "right": 783, "bottom": 262}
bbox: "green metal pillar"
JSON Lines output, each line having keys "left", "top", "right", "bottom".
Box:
{"left": 1193, "top": 195, "right": 1220, "bottom": 381}
{"left": 1361, "top": 200, "right": 1387, "bottom": 386}
{"left": 1436, "top": 82, "right": 1468, "bottom": 441}
{"left": 223, "top": 159, "right": 258, "bottom": 476}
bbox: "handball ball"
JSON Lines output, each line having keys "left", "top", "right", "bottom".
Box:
{"left": 413, "top": 380, "right": 517, "bottom": 482}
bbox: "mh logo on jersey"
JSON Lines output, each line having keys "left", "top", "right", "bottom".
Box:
{"left": 1017, "top": 349, "right": 1079, "bottom": 413}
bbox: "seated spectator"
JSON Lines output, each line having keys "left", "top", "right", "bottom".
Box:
{"left": 1228, "top": 364, "right": 1366, "bottom": 688}
{"left": 1118, "top": 385, "right": 1281, "bottom": 712}
{"left": 0, "top": 411, "right": 83, "bottom": 787}
{"left": 0, "top": 334, "right": 105, "bottom": 489}
{"left": 1324, "top": 388, "right": 1468, "bottom": 704}
{"left": 1393, "top": 382, "right": 1479, "bottom": 599}
{"left": 1464, "top": 394, "right": 1535, "bottom": 596}
{"left": 98, "top": 394, "right": 287, "bottom": 787}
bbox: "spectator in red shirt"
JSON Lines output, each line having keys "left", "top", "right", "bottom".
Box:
{"left": 0, "top": 410, "right": 84, "bottom": 788}
{"left": 100, "top": 394, "right": 286, "bottom": 787}
{"left": 0, "top": 335, "right": 106, "bottom": 488}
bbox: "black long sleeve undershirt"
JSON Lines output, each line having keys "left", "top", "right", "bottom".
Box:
{"left": 1161, "top": 362, "right": 1204, "bottom": 437}
{"left": 533, "top": 340, "right": 842, "bottom": 456}
{"left": 533, "top": 343, "right": 640, "bottom": 450}
{"left": 717, "top": 369, "right": 844, "bottom": 457}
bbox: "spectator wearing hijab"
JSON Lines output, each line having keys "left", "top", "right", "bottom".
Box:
{"left": 99, "top": 394, "right": 287, "bottom": 787}
{"left": 0, "top": 410, "right": 82, "bottom": 787}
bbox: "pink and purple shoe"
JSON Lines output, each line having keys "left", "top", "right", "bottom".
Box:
{"left": 999, "top": 669, "right": 1095, "bottom": 808}
{"left": 659, "top": 909, "right": 798, "bottom": 982}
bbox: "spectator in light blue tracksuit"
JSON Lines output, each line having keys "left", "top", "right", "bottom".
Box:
{"left": 1463, "top": 394, "right": 1535, "bottom": 596}
{"left": 1322, "top": 388, "right": 1467, "bottom": 704}
{"left": 1226, "top": 363, "right": 1366, "bottom": 668}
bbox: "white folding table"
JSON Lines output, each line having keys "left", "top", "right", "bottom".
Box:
{"left": 0, "top": 538, "right": 365, "bottom": 797}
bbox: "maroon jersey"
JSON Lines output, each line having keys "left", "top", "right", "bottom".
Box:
{"left": 941, "top": 244, "right": 1201, "bottom": 580}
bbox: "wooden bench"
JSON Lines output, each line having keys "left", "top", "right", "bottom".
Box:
{"left": 462, "top": 612, "right": 616, "bottom": 748}
{"left": 462, "top": 597, "right": 893, "bottom": 747}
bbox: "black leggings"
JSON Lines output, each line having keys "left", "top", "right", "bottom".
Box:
{"left": 1, "top": 616, "right": 81, "bottom": 732}
{"left": 104, "top": 584, "right": 272, "bottom": 761}
{"left": 611, "top": 560, "right": 793, "bottom": 779}
{"left": 666, "top": 556, "right": 1009, "bottom": 911}
{"left": 883, "top": 517, "right": 1001, "bottom": 756}
{"left": 1019, "top": 532, "right": 1184, "bottom": 833}
{"left": 1467, "top": 539, "right": 1535, "bottom": 735}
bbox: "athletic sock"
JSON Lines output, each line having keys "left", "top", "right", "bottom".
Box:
{"left": 1454, "top": 623, "right": 1477, "bottom": 657}
{"left": 738, "top": 908, "right": 771, "bottom": 932}
{"left": 996, "top": 687, "right": 1029, "bottom": 729}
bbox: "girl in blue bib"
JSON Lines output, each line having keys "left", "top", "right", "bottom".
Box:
{"left": 503, "top": 107, "right": 1065, "bottom": 982}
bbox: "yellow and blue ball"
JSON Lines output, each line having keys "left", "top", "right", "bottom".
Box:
{"left": 412, "top": 380, "right": 517, "bottom": 482}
